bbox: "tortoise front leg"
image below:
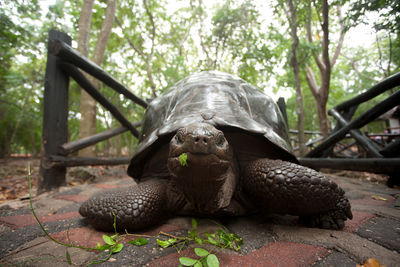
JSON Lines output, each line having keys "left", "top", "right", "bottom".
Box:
{"left": 79, "top": 179, "right": 172, "bottom": 232}
{"left": 242, "top": 159, "right": 352, "bottom": 229}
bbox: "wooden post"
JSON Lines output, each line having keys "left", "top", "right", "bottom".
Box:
{"left": 277, "top": 97, "right": 288, "bottom": 126}
{"left": 39, "top": 30, "right": 71, "bottom": 192}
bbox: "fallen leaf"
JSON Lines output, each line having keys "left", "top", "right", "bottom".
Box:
{"left": 371, "top": 195, "right": 387, "bottom": 201}
{"left": 357, "top": 258, "right": 386, "bottom": 267}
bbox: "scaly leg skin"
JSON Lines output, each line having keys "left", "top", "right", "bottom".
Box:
{"left": 242, "top": 159, "right": 352, "bottom": 229}
{"left": 79, "top": 179, "right": 170, "bottom": 232}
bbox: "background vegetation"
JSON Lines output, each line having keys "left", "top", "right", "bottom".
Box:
{"left": 0, "top": 0, "right": 398, "bottom": 158}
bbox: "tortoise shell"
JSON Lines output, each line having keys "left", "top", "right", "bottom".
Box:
{"left": 128, "top": 71, "right": 296, "bottom": 179}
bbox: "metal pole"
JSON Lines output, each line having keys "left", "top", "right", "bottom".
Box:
{"left": 39, "top": 30, "right": 71, "bottom": 192}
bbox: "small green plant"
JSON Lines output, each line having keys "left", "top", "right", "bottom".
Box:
{"left": 128, "top": 237, "right": 148, "bottom": 246}
{"left": 179, "top": 152, "right": 188, "bottom": 166}
{"left": 28, "top": 163, "right": 242, "bottom": 266}
{"left": 27, "top": 163, "right": 124, "bottom": 266}
{"left": 152, "top": 218, "right": 242, "bottom": 267}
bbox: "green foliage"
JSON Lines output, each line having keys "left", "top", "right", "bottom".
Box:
{"left": 154, "top": 218, "right": 242, "bottom": 266}
{"left": 179, "top": 153, "right": 188, "bottom": 166}
{"left": 128, "top": 237, "right": 148, "bottom": 246}
{"left": 348, "top": 0, "right": 400, "bottom": 34}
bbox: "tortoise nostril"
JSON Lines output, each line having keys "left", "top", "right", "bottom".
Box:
{"left": 193, "top": 135, "right": 209, "bottom": 145}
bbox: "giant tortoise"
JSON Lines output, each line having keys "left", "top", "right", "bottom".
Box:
{"left": 79, "top": 71, "right": 352, "bottom": 231}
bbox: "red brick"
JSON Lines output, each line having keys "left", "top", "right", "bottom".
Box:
{"left": 50, "top": 226, "right": 106, "bottom": 248}
{"left": 118, "top": 223, "right": 181, "bottom": 244}
{"left": 50, "top": 223, "right": 181, "bottom": 252}
{"left": 0, "top": 211, "right": 81, "bottom": 229}
{"left": 343, "top": 211, "right": 375, "bottom": 233}
{"left": 350, "top": 196, "right": 394, "bottom": 207}
{"left": 141, "top": 223, "right": 181, "bottom": 236}
{"left": 94, "top": 184, "right": 125, "bottom": 189}
{"left": 148, "top": 242, "right": 328, "bottom": 267}
{"left": 55, "top": 195, "right": 89, "bottom": 203}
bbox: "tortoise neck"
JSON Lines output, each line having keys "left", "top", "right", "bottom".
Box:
{"left": 169, "top": 158, "right": 239, "bottom": 214}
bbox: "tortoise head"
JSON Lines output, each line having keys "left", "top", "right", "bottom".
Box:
{"left": 167, "top": 122, "right": 238, "bottom": 214}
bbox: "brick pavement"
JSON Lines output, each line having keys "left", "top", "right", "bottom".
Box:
{"left": 0, "top": 173, "right": 399, "bottom": 266}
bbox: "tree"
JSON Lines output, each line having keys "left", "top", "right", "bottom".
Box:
{"left": 78, "top": 0, "right": 117, "bottom": 157}
{"left": 286, "top": 0, "right": 306, "bottom": 155}
{"left": 0, "top": 0, "right": 52, "bottom": 157}
{"left": 303, "top": 0, "right": 346, "bottom": 139}
{"left": 347, "top": 0, "right": 400, "bottom": 78}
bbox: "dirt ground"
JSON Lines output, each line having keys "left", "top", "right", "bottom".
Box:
{"left": 0, "top": 157, "right": 390, "bottom": 205}
{"left": 0, "top": 157, "right": 129, "bottom": 204}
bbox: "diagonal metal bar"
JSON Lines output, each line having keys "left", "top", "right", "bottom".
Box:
{"left": 59, "top": 123, "right": 140, "bottom": 155}
{"left": 299, "top": 157, "right": 400, "bottom": 174}
{"left": 49, "top": 155, "right": 131, "bottom": 167}
{"left": 49, "top": 39, "right": 148, "bottom": 108}
{"left": 380, "top": 139, "right": 400, "bottom": 157}
{"left": 60, "top": 62, "right": 140, "bottom": 138}
{"left": 307, "top": 89, "right": 400, "bottom": 157}
{"left": 329, "top": 108, "right": 383, "bottom": 158}
{"left": 334, "top": 72, "right": 400, "bottom": 112}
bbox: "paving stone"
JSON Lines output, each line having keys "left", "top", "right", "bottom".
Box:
{"left": 224, "top": 216, "right": 276, "bottom": 255}
{"left": 56, "top": 202, "right": 83, "bottom": 214}
{"left": 0, "top": 205, "right": 31, "bottom": 216}
{"left": 272, "top": 224, "right": 400, "bottom": 266}
{"left": 390, "top": 194, "right": 400, "bottom": 210}
{"left": 31, "top": 198, "right": 74, "bottom": 216}
{"left": 1, "top": 237, "right": 95, "bottom": 267}
{"left": 147, "top": 241, "right": 328, "bottom": 267}
{"left": 350, "top": 195, "right": 395, "bottom": 207}
{"left": 55, "top": 195, "right": 89, "bottom": 203}
{"left": 98, "top": 227, "right": 188, "bottom": 266}
{"left": 94, "top": 184, "right": 127, "bottom": 189}
{"left": 0, "top": 217, "right": 87, "bottom": 258}
{"left": 345, "top": 190, "right": 366, "bottom": 200}
{"left": 312, "top": 251, "right": 357, "bottom": 267}
{"left": 356, "top": 217, "right": 400, "bottom": 253}
{"left": 0, "top": 211, "right": 81, "bottom": 229}
{"left": 343, "top": 211, "right": 375, "bottom": 233}
{"left": 97, "top": 235, "right": 179, "bottom": 266}
{"left": 233, "top": 242, "right": 327, "bottom": 266}
{"left": 53, "top": 188, "right": 83, "bottom": 197}
{"left": 51, "top": 227, "right": 106, "bottom": 248}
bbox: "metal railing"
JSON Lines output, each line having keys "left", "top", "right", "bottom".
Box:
{"left": 299, "top": 72, "right": 400, "bottom": 178}
{"left": 39, "top": 30, "right": 147, "bottom": 192}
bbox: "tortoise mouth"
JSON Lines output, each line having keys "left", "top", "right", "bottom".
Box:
{"left": 168, "top": 151, "right": 230, "bottom": 171}
{"left": 167, "top": 151, "right": 236, "bottom": 214}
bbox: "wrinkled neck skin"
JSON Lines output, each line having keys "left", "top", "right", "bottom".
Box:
{"left": 167, "top": 123, "right": 238, "bottom": 214}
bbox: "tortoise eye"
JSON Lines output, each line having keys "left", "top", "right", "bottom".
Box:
{"left": 216, "top": 132, "right": 225, "bottom": 147}
{"left": 175, "top": 129, "right": 186, "bottom": 144}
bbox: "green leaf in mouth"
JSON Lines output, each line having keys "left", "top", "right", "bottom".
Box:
{"left": 179, "top": 152, "right": 188, "bottom": 166}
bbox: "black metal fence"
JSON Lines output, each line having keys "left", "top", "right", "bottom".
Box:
{"left": 39, "top": 30, "right": 147, "bottom": 192}
{"left": 299, "top": 72, "right": 400, "bottom": 182}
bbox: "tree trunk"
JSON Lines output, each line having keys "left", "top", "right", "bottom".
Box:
{"left": 304, "top": 0, "right": 346, "bottom": 140}
{"left": 77, "top": 0, "right": 95, "bottom": 156}
{"left": 287, "top": 0, "right": 306, "bottom": 155}
{"left": 78, "top": 0, "right": 116, "bottom": 157}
